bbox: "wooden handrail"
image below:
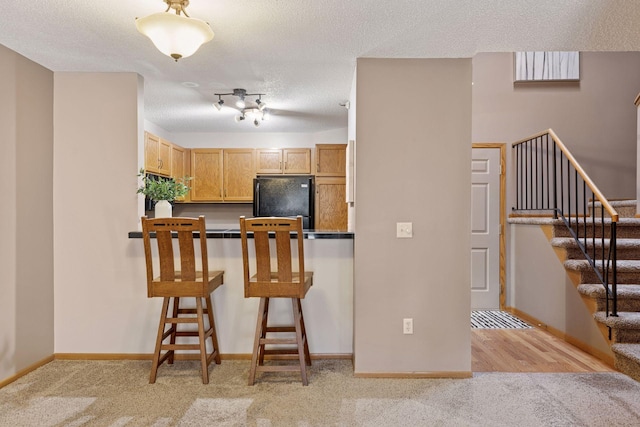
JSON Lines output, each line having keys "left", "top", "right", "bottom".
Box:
{"left": 513, "top": 129, "right": 619, "bottom": 222}
{"left": 512, "top": 129, "right": 619, "bottom": 316}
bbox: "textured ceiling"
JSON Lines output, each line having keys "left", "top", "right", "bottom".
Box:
{"left": 2, "top": 1, "right": 640, "bottom": 133}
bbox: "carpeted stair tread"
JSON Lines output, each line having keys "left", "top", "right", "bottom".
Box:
{"left": 612, "top": 343, "right": 640, "bottom": 382}
{"left": 564, "top": 259, "right": 640, "bottom": 272}
{"left": 592, "top": 200, "right": 637, "bottom": 218}
{"left": 612, "top": 343, "right": 640, "bottom": 363}
{"left": 595, "top": 199, "right": 637, "bottom": 208}
{"left": 551, "top": 237, "right": 640, "bottom": 249}
{"left": 585, "top": 217, "right": 640, "bottom": 225}
{"left": 578, "top": 283, "right": 640, "bottom": 299}
{"left": 508, "top": 217, "right": 563, "bottom": 226}
{"left": 509, "top": 216, "right": 640, "bottom": 226}
{"left": 594, "top": 311, "right": 640, "bottom": 329}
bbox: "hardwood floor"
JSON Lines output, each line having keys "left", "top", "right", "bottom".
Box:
{"left": 472, "top": 327, "right": 615, "bottom": 373}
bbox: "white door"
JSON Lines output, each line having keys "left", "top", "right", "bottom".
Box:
{"left": 471, "top": 148, "right": 501, "bottom": 309}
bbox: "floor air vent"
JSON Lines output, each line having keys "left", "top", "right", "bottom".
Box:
{"left": 471, "top": 310, "right": 532, "bottom": 329}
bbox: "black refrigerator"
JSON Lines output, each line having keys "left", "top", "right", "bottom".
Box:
{"left": 253, "top": 175, "right": 315, "bottom": 229}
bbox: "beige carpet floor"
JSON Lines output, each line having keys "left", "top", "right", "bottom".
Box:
{"left": 2, "top": 359, "right": 640, "bottom": 426}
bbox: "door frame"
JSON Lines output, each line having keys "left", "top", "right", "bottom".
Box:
{"left": 472, "top": 143, "right": 506, "bottom": 309}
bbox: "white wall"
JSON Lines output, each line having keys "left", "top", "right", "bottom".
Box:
{"left": 0, "top": 45, "right": 54, "bottom": 381}
{"left": 156, "top": 239, "right": 354, "bottom": 355}
{"left": 169, "top": 130, "right": 346, "bottom": 149}
{"left": 354, "top": 58, "right": 472, "bottom": 374}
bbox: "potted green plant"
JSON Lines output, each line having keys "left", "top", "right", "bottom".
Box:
{"left": 137, "top": 168, "right": 191, "bottom": 217}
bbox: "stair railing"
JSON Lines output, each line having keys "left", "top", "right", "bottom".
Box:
{"left": 512, "top": 129, "right": 618, "bottom": 316}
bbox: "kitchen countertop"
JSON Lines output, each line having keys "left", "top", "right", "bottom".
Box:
{"left": 128, "top": 229, "right": 354, "bottom": 239}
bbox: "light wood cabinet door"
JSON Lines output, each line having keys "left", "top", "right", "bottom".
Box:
{"left": 171, "top": 145, "right": 189, "bottom": 202}
{"left": 157, "top": 138, "right": 172, "bottom": 176}
{"left": 315, "top": 177, "right": 347, "bottom": 231}
{"left": 224, "top": 149, "right": 255, "bottom": 201}
{"left": 283, "top": 149, "right": 311, "bottom": 174}
{"left": 171, "top": 145, "right": 187, "bottom": 179}
{"left": 190, "top": 149, "right": 223, "bottom": 202}
{"left": 256, "top": 148, "right": 311, "bottom": 174}
{"left": 144, "top": 132, "right": 171, "bottom": 176}
{"left": 315, "top": 144, "right": 346, "bottom": 177}
{"left": 144, "top": 132, "right": 160, "bottom": 174}
{"left": 255, "top": 149, "right": 283, "bottom": 174}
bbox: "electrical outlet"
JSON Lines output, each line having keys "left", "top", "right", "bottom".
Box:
{"left": 397, "top": 222, "right": 413, "bottom": 238}
{"left": 403, "top": 318, "right": 413, "bottom": 334}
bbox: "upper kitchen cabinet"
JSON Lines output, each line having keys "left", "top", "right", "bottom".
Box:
{"left": 255, "top": 149, "right": 282, "bottom": 174}
{"left": 256, "top": 148, "right": 311, "bottom": 174}
{"left": 171, "top": 144, "right": 190, "bottom": 202}
{"left": 171, "top": 144, "right": 188, "bottom": 179}
{"left": 144, "top": 132, "right": 171, "bottom": 176}
{"left": 315, "top": 144, "right": 347, "bottom": 177}
{"left": 223, "top": 149, "right": 255, "bottom": 201}
{"left": 284, "top": 149, "right": 312, "bottom": 174}
{"left": 190, "top": 149, "right": 223, "bottom": 202}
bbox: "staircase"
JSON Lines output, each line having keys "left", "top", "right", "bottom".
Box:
{"left": 546, "top": 199, "right": 640, "bottom": 381}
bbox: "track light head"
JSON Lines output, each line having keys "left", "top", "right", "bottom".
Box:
{"left": 256, "top": 97, "right": 267, "bottom": 111}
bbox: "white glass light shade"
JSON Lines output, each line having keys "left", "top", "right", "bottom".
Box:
{"left": 136, "top": 12, "right": 214, "bottom": 61}
{"left": 243, "top": 107, "right": 260, "bottom": 119}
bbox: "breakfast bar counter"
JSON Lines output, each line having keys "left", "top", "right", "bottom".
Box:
{"left": 128, "top": 228, "right": 354, "bottom": 357}
{"left": 128, "top": 229, "right": 354, "bottom": 239}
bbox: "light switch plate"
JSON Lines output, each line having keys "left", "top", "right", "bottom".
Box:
{"left": 396, "top": 222, "right": 413, "bottom": 238}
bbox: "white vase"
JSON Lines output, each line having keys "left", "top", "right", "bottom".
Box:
{"left": 154, "top": 200, "right": 172, "bottom": 218}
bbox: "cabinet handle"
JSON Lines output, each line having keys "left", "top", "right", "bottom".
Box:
{"left": 317, "top": 164, "right": 320, "bottom": 172}
{"left": 284, "top": 162, "right": 287, "bottom": 170}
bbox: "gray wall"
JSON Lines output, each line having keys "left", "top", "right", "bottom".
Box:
{"left": 511, "top": 224, "right": 611, "bottom": 358}
{"left": 473, "top": 52, "right": 640, "bottom": 200}
{"left": 53, "top": 73, "right": 144, "bottom": 354}
{"left": 0, "top": 44, "right": 54, "bottom": 380}
{"left": 354, "top": 58, "right": 472, "bottom": 374}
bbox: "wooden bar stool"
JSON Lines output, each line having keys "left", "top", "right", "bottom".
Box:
{"left": 141, "top": 216, "right": 224, "bottom": 384}
{"left": 239, "top": 216, "right": 313, "bottom": 385}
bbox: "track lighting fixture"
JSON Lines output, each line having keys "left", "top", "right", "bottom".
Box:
{"left": 255, "top": 96, "right": 267, "bottom": 111}
{"left": 213, "top": 95, "right": 224, "bottom": 111}
{"left": 235, "top": 89, "right": 246, "bottom": 109}
{"left": 214, "top": 88, "right": 269, "bottom": 126}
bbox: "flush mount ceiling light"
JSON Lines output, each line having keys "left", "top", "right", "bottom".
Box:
{"left": 214, "top": 89, "right": 269, "bottom": 127}
{"left": 136, "top": 0, "right": 214, "bottom": 62}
